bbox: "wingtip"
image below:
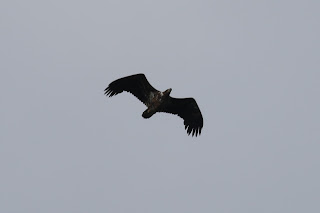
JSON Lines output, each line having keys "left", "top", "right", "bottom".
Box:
{"left": 104, "top": 87, "right": 111, "bottom": 96}
{"left": 184, "top": 125, "right": 202, "bottom": 137}
{"left": 104, "top": 87, "right": 118, "bottom": 97}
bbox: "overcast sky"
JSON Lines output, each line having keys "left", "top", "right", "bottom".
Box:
{"left": 1, "top": 0, "right": 319, "bottom": 212}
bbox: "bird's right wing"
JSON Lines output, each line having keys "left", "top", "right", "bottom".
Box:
{"left": 104, "top": 74, "right": 159, "bottom": 105}
{"left": 161, "top": 97, "right": 203, "bottom": 136}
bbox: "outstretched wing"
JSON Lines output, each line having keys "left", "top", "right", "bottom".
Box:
{"left": 104, "top": 74, "right": 159, "bottom": 105}
{"left": 161, "top": 97, "right": 203, "bottom": 136}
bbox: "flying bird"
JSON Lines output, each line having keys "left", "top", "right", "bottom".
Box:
{"left": 104, "top": 74, "right": 203, "bottom": 136}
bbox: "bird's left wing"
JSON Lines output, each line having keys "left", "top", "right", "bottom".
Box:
{"left": 161, "top": 97, "right": 203, "bottom": 136}
{"left": 104, "top": 74, "right": 159, "bottom": 105}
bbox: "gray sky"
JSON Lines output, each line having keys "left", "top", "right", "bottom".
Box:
{"left": 1, "top": 0, "right": 319, "bottom": 212}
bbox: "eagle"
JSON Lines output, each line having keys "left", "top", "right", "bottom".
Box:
{"left": 104, "top": 74, "right": 203, "bottom": 136}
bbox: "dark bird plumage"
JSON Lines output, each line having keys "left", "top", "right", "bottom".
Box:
{"left": 104, "top": 73, "right": 203, "bottom": 136}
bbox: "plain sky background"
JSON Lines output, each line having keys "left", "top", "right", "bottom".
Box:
{"left": 1, "top": 0, "right": 319, "bottom": 212}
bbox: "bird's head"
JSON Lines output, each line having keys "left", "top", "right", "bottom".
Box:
{"left": 163, "top": 88, "right": 172, "bottom": 96}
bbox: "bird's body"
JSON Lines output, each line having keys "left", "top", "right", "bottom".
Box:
{"left": 104, "top": 74, "right": 203, "bottom": 136}
{"left": 142, "top": 88, "right": 172, "bottom": 119}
